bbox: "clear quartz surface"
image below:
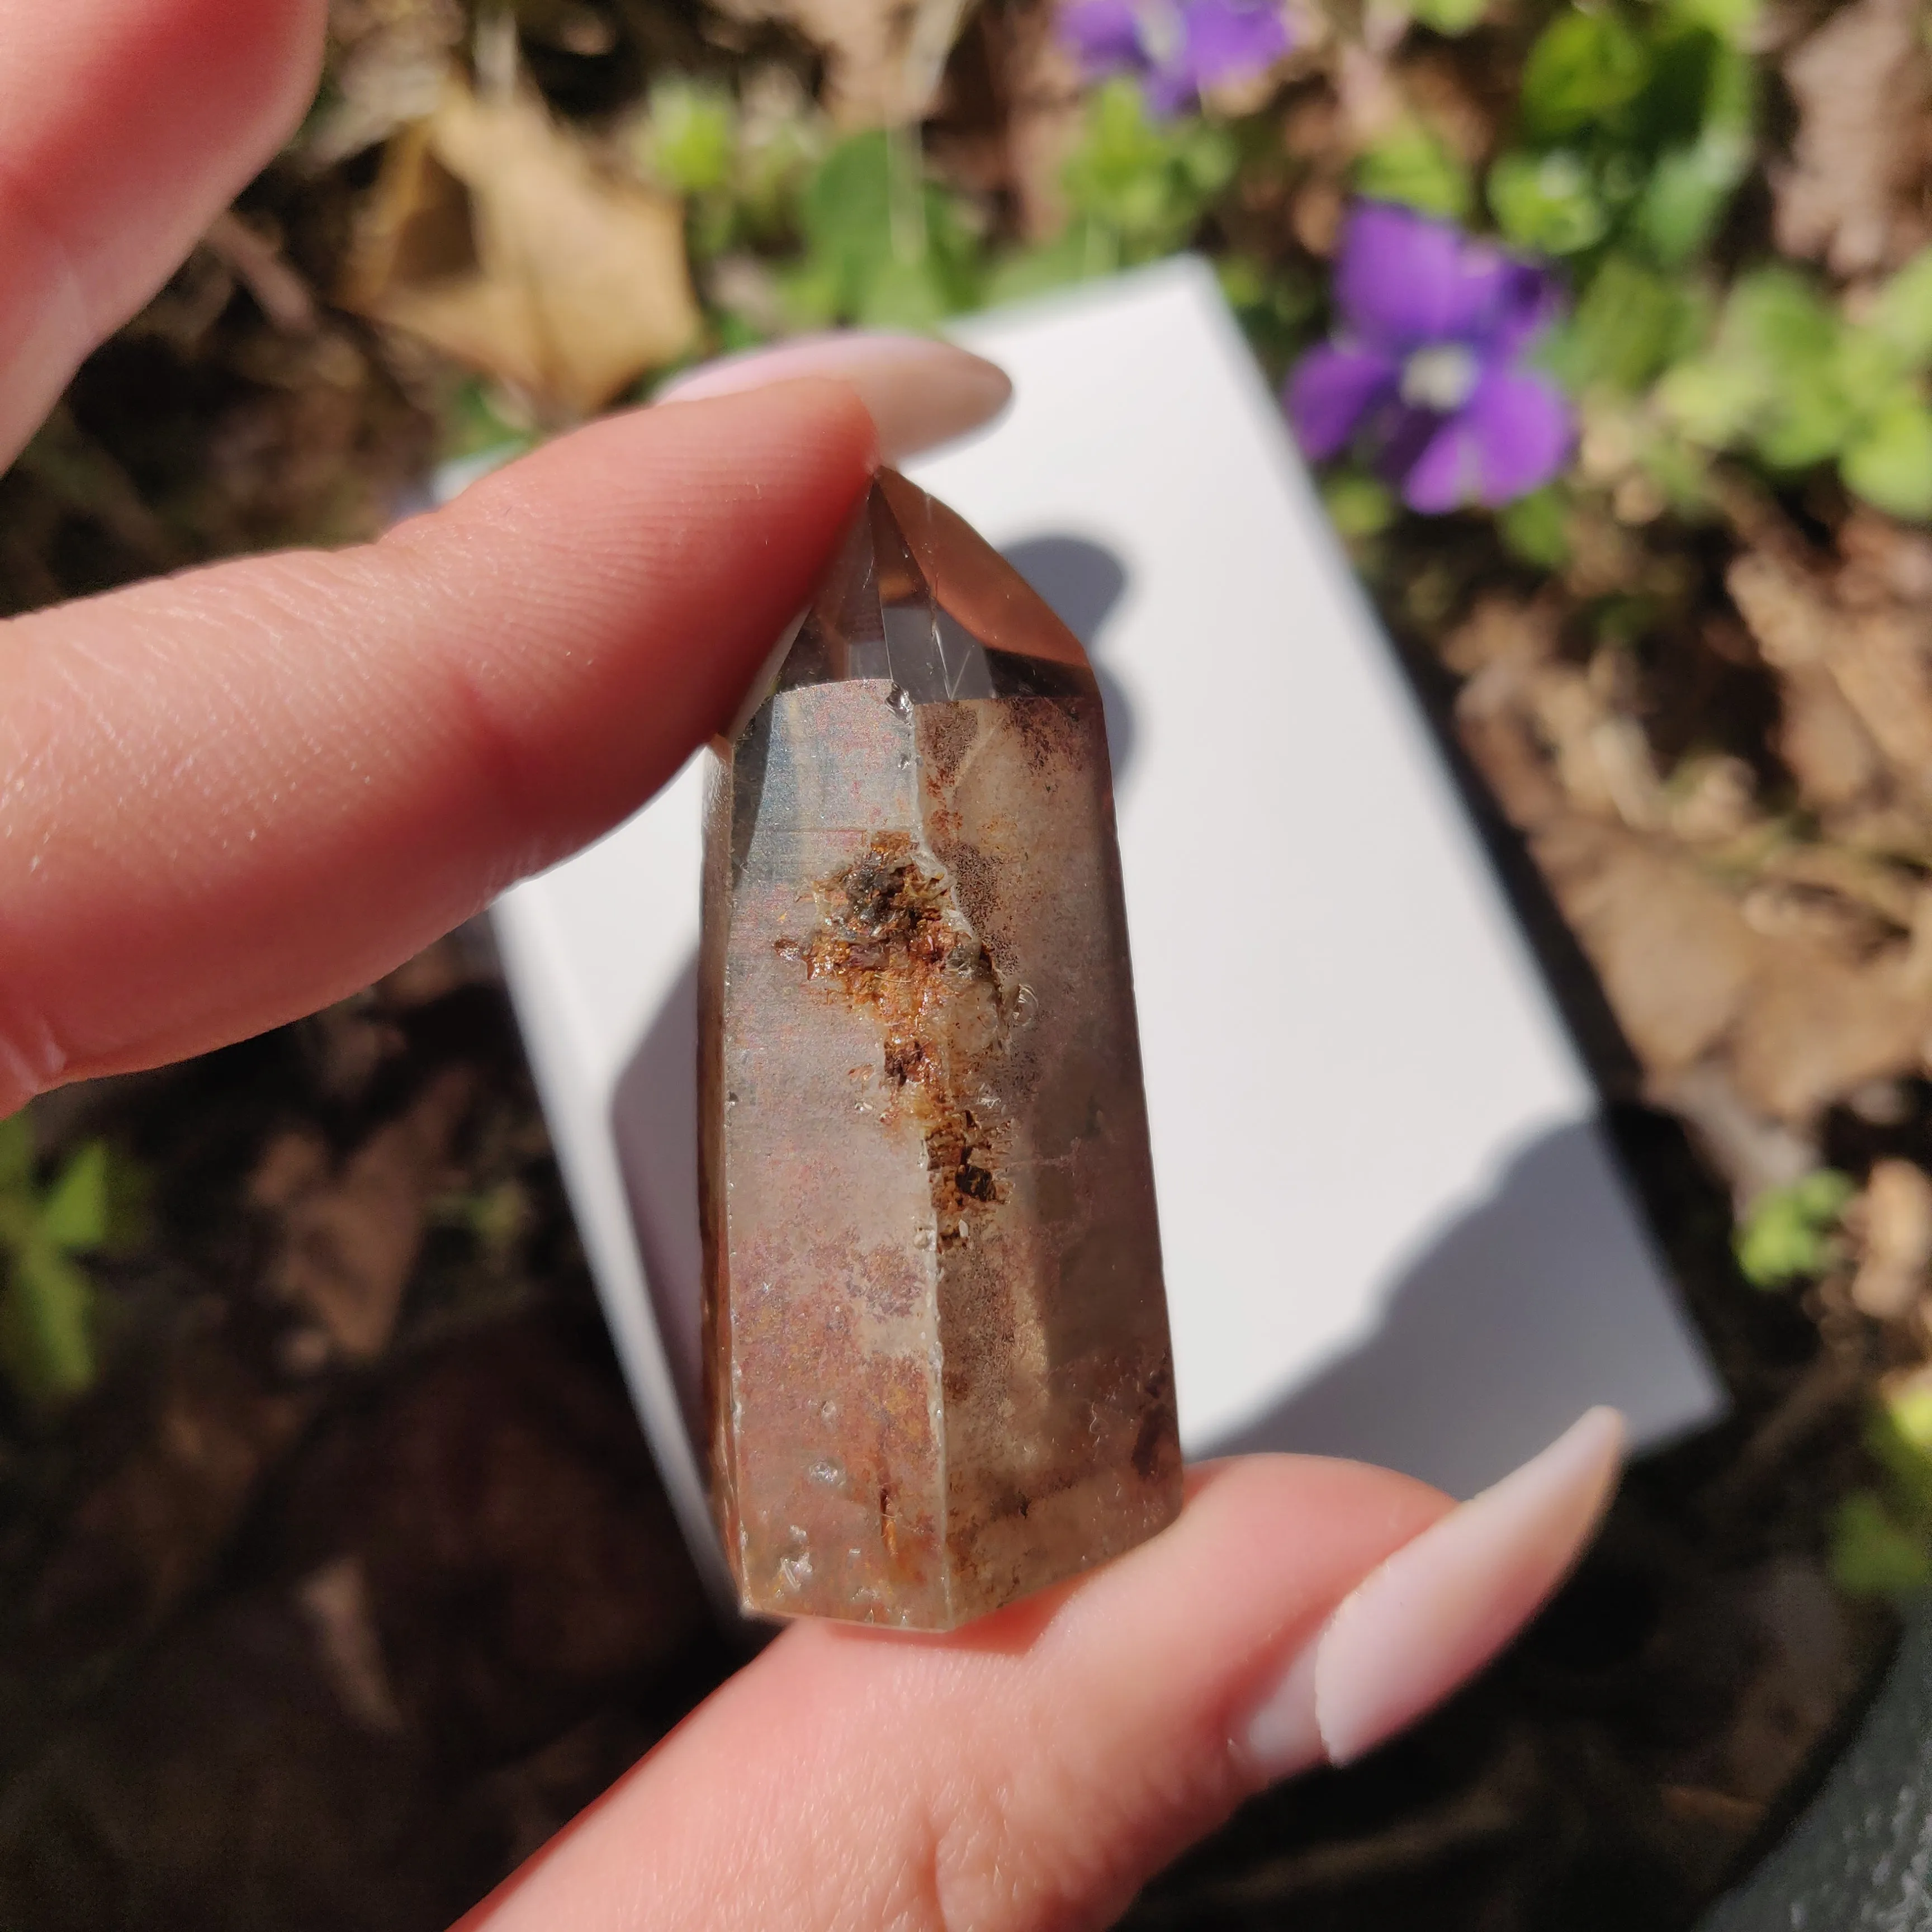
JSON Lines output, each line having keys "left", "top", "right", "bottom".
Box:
{"left": 699, "top": 471, "right": 1181, "bottom": 1631}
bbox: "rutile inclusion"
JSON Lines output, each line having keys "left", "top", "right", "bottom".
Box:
{"left": 699, "top": 469, "right": 1181, "bottom": 1630}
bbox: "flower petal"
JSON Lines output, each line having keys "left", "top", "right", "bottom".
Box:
{"left": 1336, "top": 204, "right": 1483, "bottom": 352}
{"left": 1398, "top": 363, "right": 1573, "bottom": 512}
{"left": 1184, "top": 0, "right": 1291, "bottom": 90}
{"left": 1056, "top": 0, "right": 1147, "bottom": 78}
{"left": 1398, "top": 411, "right": 1482, "bottom": 513}
{"left": 1336, "top": 203, "right": 1560, "bottom": 356}
{"left": 1285, "top": 343, "right": 1399, "bottom": 460}
{"left": 1144, "top": 59, "right": 1200, "bottom": 113}
{"left": 1468, "top": 364, "right": 1573, "bottom": 504}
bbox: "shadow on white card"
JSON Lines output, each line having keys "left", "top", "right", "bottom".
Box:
{"left": 604, "top": 523, "right": 1712, "bottom": 1505}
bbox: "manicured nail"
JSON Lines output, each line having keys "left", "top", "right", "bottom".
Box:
{"left": 656, "top": 333, "right": 1012, "bottom": 461}
{"left": 1238, "top": 1408, "right": 1626, "bottom": 1782}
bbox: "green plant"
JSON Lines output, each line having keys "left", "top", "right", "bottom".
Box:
{"left": 985, "top": 79, "right": 1236, "bottom": 303}
{"left": 0, "top": 1116, "right": 117, "bottom": 1408}
{"left": 1832, "top": 1389, "right": 1932, "bottom": 1598}
{"left": 1734, "top": 1168, "right": 1855, "bottom": 1289}
{"left": 1659, "top": 255, "right": 1932, "bottom": 519}
{"left": 780, "top": 127, "right": 985, "bottom": 330}
{"left": 1354, "top": 119, "right": 1474, "bottom": 221}
{"left": 1487, "top": 0, "right": 1757, "bottom": 270}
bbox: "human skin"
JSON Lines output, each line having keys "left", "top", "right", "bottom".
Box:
{"left": 0, "top": 4, "right": 1627, "bottom": 1926}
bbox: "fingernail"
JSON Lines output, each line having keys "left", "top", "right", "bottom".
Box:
{"left": 1237, "top": 1408, "right": 1626, "bottom": 1782}
{"left": 655, "top": 333, "right": 1012, "bottom": 461}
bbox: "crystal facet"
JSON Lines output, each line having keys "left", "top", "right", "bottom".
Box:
{"left": 699, "top": 470, "right": 1181, "bottom": 1630}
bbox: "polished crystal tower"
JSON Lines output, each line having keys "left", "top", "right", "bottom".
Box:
{"left": 699, "top": 470, "right": 1181, "bottom": 1630}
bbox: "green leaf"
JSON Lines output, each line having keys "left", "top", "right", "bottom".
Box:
{"left": 0, "top": 1113, "right": 31, "bottom": 1198}
{"left": 855, "top": 255, "right": 953, "bottom": 332}
{"left": 1733, "top": 1168, "right": 1855, "bottom": 1288}
{"left": 1355, "top": 120, "right": 1474, "bottom": 221}
{"left": 1631, "top": 127, "right": 1750, "bottom": 266}
{"left": 1321, "top": 472, "right": 1396, "bottom": 539}
{"left": 1520, "top": 12, "right": 1653, "bottom": 141}
{"left": 41, "top": 1141, "right": 108, "bottom": 1252}
{"left": 1488, "top": 149, "right": 1607, "bottom": 255}
{"left": 801, "top": 129, "right": 906, "bottom": 306}
{"left": 1870, "top": 1391, "right": 1932, "bottom": 1522}
{"left": 1547, "top": 253, "right": 1701, "bottom": 395}
{"left": 1685, "top": 268, "right": 1863, "bottom": 470}
{"left": 1873, "top": 248, "right": 1932, "bottom": 368}
{"left": 1831, "top": 1490, "right": 1931, "bottom": 1598}
{"left": 798, "top": 129, "right": 981, "bottom": 323}
{"left": 0, "top": 1240, "right": 95, "bottom": 1407}
{"left": 1656, "top": 357, "right": 1763, "bottom": 447}
{"left": 1660, "top": 0, "right": 1760, "bottom": 44}
{"left": 1498, "top": 486, "right": 1571, "bottom": 566}
{"left": 1844, "top": 399, "right": 1932, "bottom": 520}
{"left": 1061, "top": 80, "right": 1234, "bottom": 261}
{"left": 1408, "top": 0, "right": 1489, "bottom": 34}
{"left": 984, "top": 224, "right": 1113, "bottom": 305}
{"left": 642, "top": 78, "right": 737, "bottom": 196}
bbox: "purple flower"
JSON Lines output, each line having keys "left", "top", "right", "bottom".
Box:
{"left": 1058, "top": 0, "right": 1290, "bottom": 114}
{"left": 1286, "top": 201, "right": 1573, "bottom": 513}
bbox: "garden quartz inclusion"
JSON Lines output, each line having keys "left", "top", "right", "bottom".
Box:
{"left": 699, "top": 470, "right": 1182, "bottom": 1630}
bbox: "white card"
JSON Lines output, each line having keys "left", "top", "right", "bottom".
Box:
{"left": 493, "top": 258, "right": 1725, "bottom": 1599}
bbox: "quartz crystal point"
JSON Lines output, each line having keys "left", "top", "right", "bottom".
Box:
{"left": 699, "top": 470, "right": 1182, "bottom": 1630}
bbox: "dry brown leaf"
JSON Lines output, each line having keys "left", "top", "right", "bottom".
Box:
{"left": 1757, "top": 844, "right": 1922, "bottom": 929}
{"left": 311, "top": 0, "right": 466, "bottom": 167}
{"left": 718, "top": 0, "right": 970, "bottom": 126}
{"left": 1776, "top": 662, "right": 1886, "bottom": 809}
{"left": 1730, "top": 548, "right": 1932, "bottom": 819}
{"left": 1849, "top": 1157, "right": 1932, "bottom": 1319}
{"left": 1773, "top": 0, "right": 1932, "bottom": 275}
{"left": 1531, "top": 817, "right": 1764, "bottom": 1078}
{"left": 295, "top": 1555, "right": 407, "bottom": 1735}
{"left": 1669, "top": 756, "right": 1759, "bottom": 846}
{"left": 1456, "top": 670, "right": 1570, "bottom": 829}
{"left": 345, "top": 77, "right": 698, "bottom": 414}
{"left": 266, "top": 1067, "right": 474, "bottom": 1361}
{"left": 1651, "top": 1060, "right": 1820, "bottom": 1205}
{"left": 1726, "top": 942, "right": 1932, "bottom": 1120}
{"left": 1000, "top": 0, "right": 1089, "bottom": 240}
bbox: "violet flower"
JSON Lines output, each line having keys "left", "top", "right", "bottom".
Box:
{"left": 1286, "top": 201, "right": 1573, "bottom": 513}
{"left": 1057, "top": 0, "right": 1291, "bottom": 115}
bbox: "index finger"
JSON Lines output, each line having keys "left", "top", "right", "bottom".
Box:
{"left": 0, "top": 0, "right": 324, "bottom": 468}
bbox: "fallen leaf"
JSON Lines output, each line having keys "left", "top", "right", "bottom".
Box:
{"left": 717, "top": 0, "right": 972, "bottom": 126}
{"left": 997, "top": 0, "right": 1088, "bottom": 242}
{"left": 1730, "top": 548, "right": 1932, "bottom": 820}
{"left": 266, "top": 1067, "right": 474, "bottom": 1362}
{"left": 345, "top": 76, "right": 698, "bottom": 413}
{"left": 1651, "top": 1059, "right": 1820, "bottom": 1206}
{"left": 1773, "top": 0, "right": 1932, "bottom": 276}
{"left": 1530, "top": 816, "right": 1764, "bottom": 1077}
{"left": 296, "top": 1555, "right": 406, "bottom": 1734}
{"left": 310, "top": 0, "right": 467, "bottom": 168}
{"left": 1727, "top": 938, "right": 1932, "bottom": 1120}
{"left": 1849, "top": 1157, "right": 1932, "bottom": 1319}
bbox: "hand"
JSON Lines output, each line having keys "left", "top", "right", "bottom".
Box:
{"left": 0, "top": 4, "right": 1627, "bottom": 1927}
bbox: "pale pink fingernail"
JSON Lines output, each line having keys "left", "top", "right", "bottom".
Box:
{"left": 655, "top": 333, "right": 1012, "bottom": 461}
{"left": 1237, "top": 1408, "right": 1626, "bottom": 1782}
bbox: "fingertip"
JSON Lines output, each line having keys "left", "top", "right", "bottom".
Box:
{"left": 657, "top": 334, "right": 1009, "bottom": 462}
{"left": 1309, "top": 1408, "right": 1627, "bottom": 1767}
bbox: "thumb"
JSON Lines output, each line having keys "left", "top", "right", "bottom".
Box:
{"left": 458, "top": 1412, "right": 1624, "bottom": 1932}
